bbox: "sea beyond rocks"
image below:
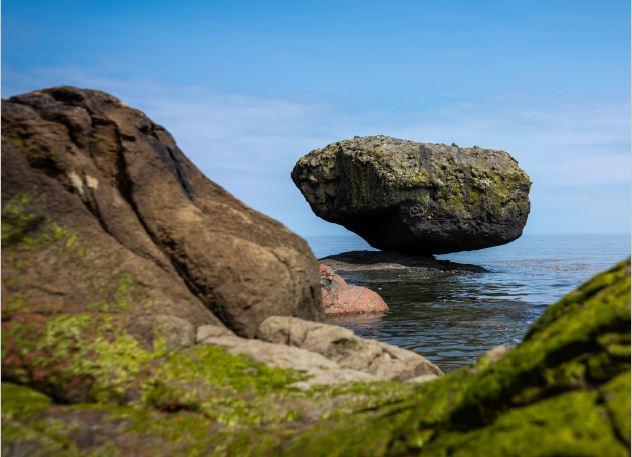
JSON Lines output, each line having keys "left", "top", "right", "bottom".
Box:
{"left": 2, "top": 87, "right": 629, "bottom": 456}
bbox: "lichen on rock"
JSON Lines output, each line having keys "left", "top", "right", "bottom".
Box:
{"left": 291, "top": 135, "right": 532, "bottom": 254}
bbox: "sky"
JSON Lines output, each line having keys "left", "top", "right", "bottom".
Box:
{"left": 3, "top": 0, "right": 630, "bottom": 237}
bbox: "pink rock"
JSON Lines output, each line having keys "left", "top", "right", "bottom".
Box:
{"left": 320, "top": 264, "right": 389, "bottom": 315}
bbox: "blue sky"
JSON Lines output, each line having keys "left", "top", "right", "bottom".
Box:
{"left": 3, "top": 0, "right": 630, "bottom": 236}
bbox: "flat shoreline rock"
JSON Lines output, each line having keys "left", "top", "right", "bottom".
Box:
{"left": 195, "top": 316, "right": 442, "bottom": 389}
{"left": 321, "top": 250, "right": 487, "bottom": 273}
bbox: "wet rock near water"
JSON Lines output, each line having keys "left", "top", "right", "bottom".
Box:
{"left": 292, "top": 135, "right": 531, "bottom": 254}
{"left": 320, "top": 263, "right": 389, "bottom": 315}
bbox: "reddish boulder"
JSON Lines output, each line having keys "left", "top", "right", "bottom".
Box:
{"left": 320, "top": 264, "right": 388, "bottom": 315}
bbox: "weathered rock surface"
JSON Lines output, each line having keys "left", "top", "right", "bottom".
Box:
{"left": 292, "top": 135, "right": 531, "bottom": 254}
{"left": 3, "top": 260, "right": 629, "bottom": 456}
{"left": 320, "top": 263, "right": 389, "bottom": 315}
{"left": 199, "top": 334, "right": 377, "bottom": 389}
{"left": 257, "top": 316, "right": 442, "bottom": 381}
{"left": 195, "top": 315, "right": 442, "bottom": 388}
{"left": 2, "top": 86, "right": 322, "bottom": 350}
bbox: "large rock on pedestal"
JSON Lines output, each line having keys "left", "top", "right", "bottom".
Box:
{"left": 292, "top": 135, "right": 531, "bottom": 254}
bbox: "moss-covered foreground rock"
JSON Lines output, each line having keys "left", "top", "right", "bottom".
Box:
{"left": 3, "top": 260, "right": 629, "bottom": 456}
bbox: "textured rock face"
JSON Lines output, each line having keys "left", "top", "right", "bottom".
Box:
{"left": 257, "top": 316, "right": 442, "bottom": 381}
{"left": 1, "top": 85, "right": 322, "bottom": 366}
{"left": 292, "top": 135, "right": 531, "bottom": 254}
{"left": 320, "top": 264, "right": 389, "bottom": 315}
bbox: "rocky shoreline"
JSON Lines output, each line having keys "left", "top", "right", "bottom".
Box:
{"left": 2, "top": 87, "right": 629, "bottom": 456}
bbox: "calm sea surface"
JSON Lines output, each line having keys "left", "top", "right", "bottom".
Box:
{"left": 306, "top": 234, "right": 630, "bottom": 372}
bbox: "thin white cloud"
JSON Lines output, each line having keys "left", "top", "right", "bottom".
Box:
{"left": 3, "top": 67, "right": 629, "bottom": 234}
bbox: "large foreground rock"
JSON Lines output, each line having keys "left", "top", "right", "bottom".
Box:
{"left": 2, "top": 86, "right": 322, "bottom": 346}
{"left": 3, "top": 260, "right": 629, "bottom": 456}
{"left": 292, "top": 136, "right": 531, "bottom": 254}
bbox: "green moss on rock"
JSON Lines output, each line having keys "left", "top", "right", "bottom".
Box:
{"left": 2, "top": 260, "right": 630, "bottom": 455}
{"left": 269, "top": 259, "right": 632, "bottom": 455}
{"left": 2, "top": 312, "right": 170, "bottom": 403}
{"left": 1, "top": 194, "right": 76, "bottom": 250}
{"left": 424, "top": 389, "right": 627, "bottom": 457}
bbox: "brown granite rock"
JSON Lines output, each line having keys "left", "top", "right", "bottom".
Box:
{"left": 1, "top": 86, "right": 322, "bottom": 359}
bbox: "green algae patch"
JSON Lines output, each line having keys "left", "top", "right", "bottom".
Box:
{"left": 2, "top": 384, "right": 82, "bottom": 456}
{"left": 2, "top": 312, "right": 169, "bottom": 403}
{"left": 145, "top": 344, "right": 302, "bottom": 394}
{"left": 600, "top": 372, "right": 631, "bottom": 445}
{"left": 1, "top": 194, "right": 80, "bottom": 251}
{"left": 2, "top": 383, "right": 52, "bottom": 419}
{"left": 141, "top": 344, "right": 306, "bottom": 425}
{"left": 424, "top": 389, "right": 628, "bottom": 457}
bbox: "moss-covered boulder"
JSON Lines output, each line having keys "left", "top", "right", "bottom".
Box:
{"left": 3, "top": 259, "right": 628, "bottom": 456}
{"left": 291, "top": 136, "right": 531, "bottom": 254}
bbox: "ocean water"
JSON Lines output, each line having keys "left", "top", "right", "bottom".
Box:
{"left": 306, "top": 234, "right": 630, "bottom": 372}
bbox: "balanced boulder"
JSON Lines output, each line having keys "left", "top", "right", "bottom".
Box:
{"left": 292, "top": 135, "right": 531, "bottom": 254}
